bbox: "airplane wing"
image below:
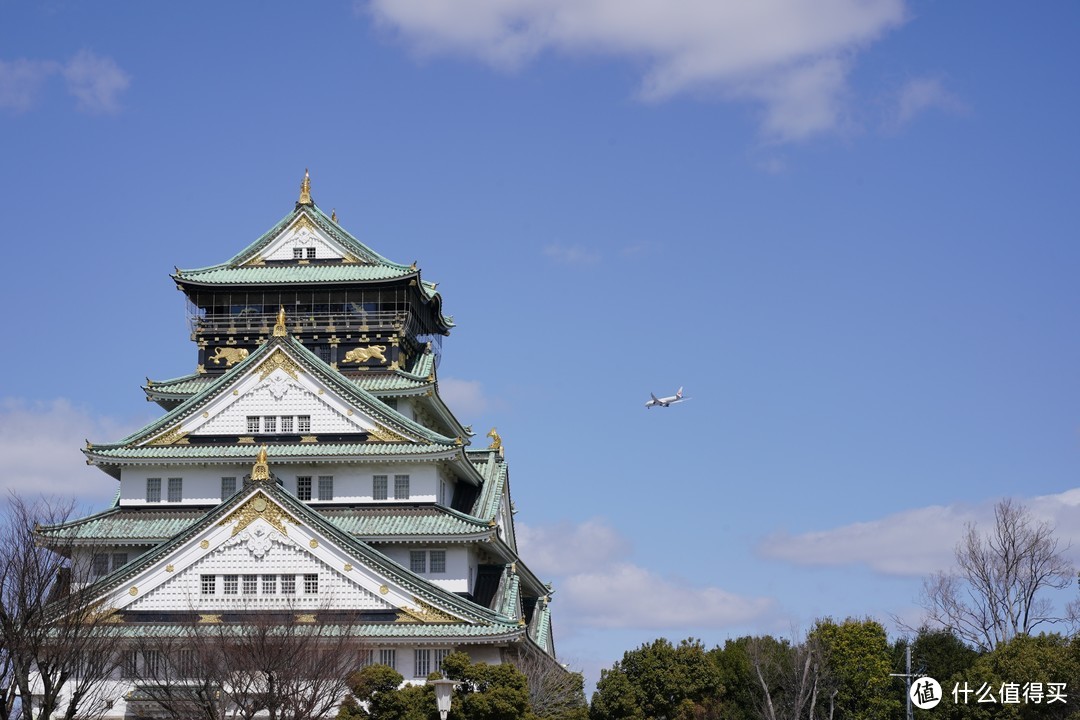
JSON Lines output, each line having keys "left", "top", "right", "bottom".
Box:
{"left": 650, "top": 393, "right": 661, "bottom": 403}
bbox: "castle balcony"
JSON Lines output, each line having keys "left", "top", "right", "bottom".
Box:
{"left": 191, "top": 309, "right": 413, "bottom": 336}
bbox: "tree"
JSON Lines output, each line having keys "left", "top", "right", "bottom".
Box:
{"left": 810, "top": 618, "right": 900, "bottom": 720}
{"left": 920, "top": 499, "right": 1074, "bottom": 652}
{"left": 590, "top": 639, "right": 724, "bottom": 720}
{"left": 0, "top": 494, "right": 121, "bottom": 720}
{"left": 442, "top": 651, "right": 534, "bottom": 720}
{"left": 746, "top": 633, "right": 834, "bottom": 720}
{"left": 507, "top": 648, "right": 588, "bottom": 720}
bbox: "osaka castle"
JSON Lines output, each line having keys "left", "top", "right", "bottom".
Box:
{"left": 37, "top": 171, "right": 559, "bottom": 716}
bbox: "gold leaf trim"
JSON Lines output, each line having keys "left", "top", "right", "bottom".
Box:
{"left": 257, "top": 349, "right": 300, "bottom": 380}
{"left": 218, "top": 492, "right": 299, "bottom": 536}
{"left": 296, "top": 613, "right": 317, "bottom": 623}
{"left": 396, "top": 598, "right": 461, "bottom": 624}
{"left": 149, "top": 425, "right": 188, "bottom": 446}
{"left": 199, "top": 614, "right": 221, "bottom": 624}
{"left": 367, "top": 425, "right": 408, "bottom": 443}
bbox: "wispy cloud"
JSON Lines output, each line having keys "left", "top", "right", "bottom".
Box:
{"left": 519, "top": 518, "right": 772, "bottom": 630}
{"left": 758, "top": 488, "right": 1080, "bottom": 576}
{"left": 63, "top": 50, "right": 130, "bottom": 114}
{"left": 0, "top": 398, "right": 134, "bottom": 507}
{"left": 437, "top": 377, "right": 492, "bottom": 420}
{"left": 0, "top": 51, "right": 129, "bottom": 114}
{"left": 886, "top": 76, "right": 965, "bottom": 128}
{"left": 543, "top": 243, "right": 601, "bottom": 266}
{"left": 364, "top": 0, "right": 907, "bottom": 142}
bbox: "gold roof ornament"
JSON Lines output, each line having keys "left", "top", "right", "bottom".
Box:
{"left": 331, "top": 208, "right": 338, "bottom": 222}
{"left": 251, "top": 445, "right": 270, "bottom": 481}
{"left": 486, "top": 427, "right": 502, "bottom": 451}
{"left": 298, "top": 168, "right": 312, "bottom": 205}
{"left": 272, "top": 306, "right": 288, "bottom": 337}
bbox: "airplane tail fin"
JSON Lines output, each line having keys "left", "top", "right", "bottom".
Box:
{"left": 676, "top": 387, "right": 683, "bottom": 398}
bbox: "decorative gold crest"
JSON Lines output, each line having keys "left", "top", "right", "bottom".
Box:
{"left": 367, "top": 425, "right": 408, "bottom": 443}
{"left": 129, "top": 587, "right": 138, "bottom": 596}
{"left": 257, "top": 349, "right": 301, "bottom": 380}
{"left": 344, "top": 563, "right": 353, "bottom": 572}
{"left": 200, "top": 540, "right": 209, "bottom": 549}
{"left": 149, "top": 425, "right": 188, "bottom": 447}
{"left": 309, "top": 539, "right": 319, "bottom": 549}
{"left": 166, "top": 564, "right": 174, "bottom": 573}
{"left": 296, "top": 613, "right": 317, "bottom": 623}
{"left": 199, "top": 614, "right": 222, "bottom": 624}
{"left": 298, "top": 168, "right": 312, "bottom": 205}
{"left": 219, "top": 492, "right": 298, "bottom": 537}
{"left": 396, "top": 598, "right": 460, "bottom": 624}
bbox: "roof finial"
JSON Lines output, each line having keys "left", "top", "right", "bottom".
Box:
{"left": 273, "top": 306, "right": 288, "bottom": 337}
{"left": 486, "top": 427, "right": 502, "bottom": 451}
{"left": 251, "top": 446, "right": 270, "bottom": 482}
{"left": 331, "top": 208, "right": 338, "bottom": 223}
{"left": 298, "top": 169, "right": 312, "bottom": 206}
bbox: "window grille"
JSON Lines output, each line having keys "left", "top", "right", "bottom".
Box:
{"left": 304, "top": 573, "right": 318, "bottom": 594}
{"left": 293, "top": 247, "right": 303, "bottom": 259}
{"left": 298, "top": 415, "right": 311, "bottom": 432}
{"left": 263, "top": 575, "right": 277, "bottom": 594}
{"left": 177, "top": 649, "right": 197, "bottom": 678}
{"left": 297, "top": 477, "right": 312, "bottom": 501}
{"left": 358, "top": 649, "right": 374, "bottom": 667}
{"left": 434, "top": 648, "right": 452, "bottom": 671}
{"left": 282, "top": 575, "right": 296, "bottom": 594}
{"left": 144, "top": 650, "right": 163, "bottom": 676}
{"left": 201, "top": 575, "right": 216, "bottom": 595}
{"left": 410, "top": 551, "right": 426, "bottom": 574}
{"left": 221, "top": 477, "right": 237, "bottom": 499}
{"left": 281, "top": 416, "right": 293, "bottom": 433}
{"left": 306, "top": 247, "right": 316, "bottom": 259}
{"left": 146, "top": 478, "right": 161, "bottom": 503}
{"left": 223, "top": 575, "right": 238, "bottom": 595}
{"left": 394, "top": 475, "right": 410, "bottom": 500}
{"left": 430, "top": 550, "right": 446, "bottom": 574}
{"left": 318, "top": 476, "right": 334, "bottom": 501}
{"left": 243, "top": 575, "right": 258, "bottom": 594}
{"left": 121, "top": 650, "right": 138, "bottom": 678}
{"left": 263, "top": 416, "right": 277, "bottom": 433}
{"left": 379, "top": 649, "right": 396, "bottom": 669}
{"left": 92, "top": 554, "right": 109, "bottom": 577}
{"left": 414, "top": 649, "right": 431, "bottom": 677}
{"left": 373, "top": 475, "right": 387, "bottom": 500}
{"left": 168, "top": 478, "right": 183, "bottom": 502}
{"left": 112, "top": 552, "right": 128, "bottom": 571}
{"left": 247, "top": 416, "right": 260, "bottom": 433}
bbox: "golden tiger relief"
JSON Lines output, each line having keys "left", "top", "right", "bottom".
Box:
{"left": 343, "top": 345, "right": 387, "bottom": 364}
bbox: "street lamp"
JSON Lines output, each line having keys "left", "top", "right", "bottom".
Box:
{"left": 430, "top": 679, "right": 457, "bottom": 720}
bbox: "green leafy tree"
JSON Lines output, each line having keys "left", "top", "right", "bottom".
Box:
{"left": 590, "top": 639, "right": 724, "bottom": 720}
{"left": 811, "top": 618, "right": 900, "bottom": 720}
{"left": 442, "top": 652, "right": 534, "bottom": 720}
{"left": 942, "top": 634, "right": 1080, "bottom": 720}
{"left": 340, "top": 664, "right": 434, "bottom": 720}
{"left": 708, "top": 638, "right": 758, "bottom": 720}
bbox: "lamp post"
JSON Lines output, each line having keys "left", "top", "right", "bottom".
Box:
{"left": 430, "top": 679, "right": 456, "bottom": 720}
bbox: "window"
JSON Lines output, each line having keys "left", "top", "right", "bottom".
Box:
{"left": 168, "top": 478, "right": 183, "bottom": 503}
{"left": 121, "top": 650, "right": 138, "bottom": 679}
{"left": 394, "top": 475, "right": 410, "bottom": 500}
{"left": 243, "top": 574, "right": 258, "bottom": 594}
{"left": 430, "top": 550, "right": 446, "bottom": 574}
{"left": 306, "top": 247, "right": 316, "bottom": 259}
{"left": 379, "top": 649, "right": 396, "bottom": 669}
{"left": 297, "top": 476, "right": 312, "bottom": 501}
{"left": 298, "top": 415, "right": 311, "bottom": 433}
{"left": 221, "top": 477, "right": 237, "bottom": 499}
{"left": 223, "top": 575, "right": 238, "bottom": 595}
{"left": 410, "top": 550, "right": 446, "bottom": 575}
{"left": 263, "top": 416, "right": 277, "bottom": 433}
{"left": 438, "top": 480, "right": 446, "bottom": 506}
{"left": 144, "top": 650, "right": 163, "bottom": 676}
{"left": 263, "top": 575, "right": 277, "bottom": 594}
{"left": 146, "top": 478, "right": 161, "bottom": 503}
{"left": 293, "top": 247, "right": 303, "bottom": 259}
{"left": 281, "top": 574, "right": 296, "bottom": 594}
{"left": 358, "top": 649, "right": 374, "bottom": 668}
{"left": 112, "top": 552, "right": 128, "bottom": 571}
{"left": 92, "top": 553, "right": 109, "bottom": 577}
{"left": 247, "top": 416, "right": 260, "bottom": 433}
{"left": 414, "top": 649, "right": 431, "bottom": 677}
{"left": 410, "top": 550, "right": 427, "bottom": 574}
{"left": 304, "top": 573, "right": 319, "bottom": 594}
{"left": 318, "top": 476, "right": 334, "bottom": 501}
{"left": 373, "top": 475, "right": 387, "bottom": 500}
{"left": 434, "top": 648, "right": 452, "bottom": 671}
{"left": 177, "top": 649, "right": 197, "bottom": 678}
{"left": 281, "top": 416, "right": 294, "bottom": 433}
{"left": 201, "top": 575, "right": 216, "bottom": 595}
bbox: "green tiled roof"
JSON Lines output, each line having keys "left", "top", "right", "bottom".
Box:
{"left": 177, "top": 264, "right": 415, "bottom": 285}
{"left": 113, "top": 621, "right": 523, "bottom": 640}
{"left": 89, "top": 442, "right": 455, "bottom": 460}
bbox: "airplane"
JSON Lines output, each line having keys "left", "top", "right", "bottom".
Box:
{"left": 645, "top": 387, "right": 688, "bottom": 408}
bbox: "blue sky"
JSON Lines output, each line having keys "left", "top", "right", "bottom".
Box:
{"left": 3, "top": 0, "right": 1080, "bottom": 690}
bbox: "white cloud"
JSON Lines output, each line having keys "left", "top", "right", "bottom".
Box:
{"left": 437, "top": 377, "right": 491, "bottom": 419}
{"left": 63, "top": 50, "right": 130, "bottom": 114}
{"left": 758, "top": 488, "right": 1080, "bottom": 576}
{"left": 543, "top": 243, "right": 601, "bottom": 265}
{"left": 0, "top": 398, "right": 132, "bottom": 508}
{"left": 519, "top": 518, "right": 772, "bottom": 630}
{"left": 888, "top": 76, "right": 965, "bottom": 128}
{"left": 0, "top": 58, "right": 59, "bottom": 112}
{"left": 365, "top": 0, "right": 907, "bottom": 141}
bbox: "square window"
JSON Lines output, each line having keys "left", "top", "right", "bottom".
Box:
{"left": 263, "top": 575, "right": 277, "bottom": 594}
{"left": 112, "top": 552, "right": 128, "bottom": 571}
{"left": 243, "top": 575, "right": 258, "bottom": 594}
{"left": 223, "top": 575, "right": 238, "bottom": 595}
{"left": 306, "top": 247, "right": 316, "bottom": 259}
{"left": 247, "top": 416, "right": 260, "bottom": 433}
{"left": 297, "top": 477, "right": 312, "bottom": 501}
{"left": 281, "top": 575, "right": 296, "bottom": 594}
{"left": 264, "top": 416, "right": 277, "bottom": 433}
{"left": 298, "top": 415, "right": 311, "bottom": 433}
{"left": 293, "top": 247, "right": 303, "bottom": 259}
{"left": 303, "top": 573, "right": 318, "bottom": 594}
{"left": 430, "top": 550, "right": 446, "bottom": 574}
{"left": 201, "top": 575, "right": 216, "bottom": 595}
{"left": 394, "top": 475, "right": 410, "bottom": 500}
{"left": 281, "top": 416, "right": 293, "bottom": 433}
{"left": 92, "top": 553, "right": 109, "bottom": 577}
{"left": 221, "top": 477, "right": 237, "bottom": 499}
{"left": 410, "top": 551, "right": 427, "bottom": 574}
{"left": 318, "top": 476, "right": 333, "bottom": 501}
{"left": 373, "top": 475, "right": 387, "bottom": 501}
{"left": 168, "top": 478, "right": 183, "bottom": 503}
{"left": 146, "top": 478, "right": 161, "bottom": 503}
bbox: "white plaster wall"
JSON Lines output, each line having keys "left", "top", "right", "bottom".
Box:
{"left": 379, "top": 545, "right": 469, "bottom": 594}
{"left": 198, "top": 382, "right": 366, "bottom": 435}
{"left": 262, "top": 225, "right": 343, "bottom": 261}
